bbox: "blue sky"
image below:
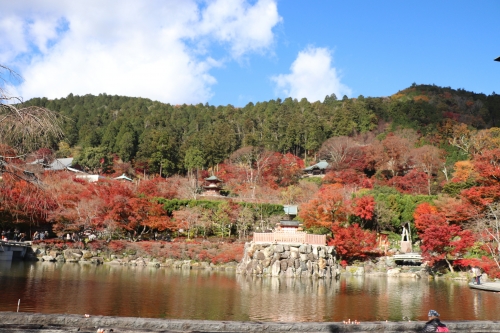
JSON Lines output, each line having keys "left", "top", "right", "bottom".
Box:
{"left": 1, "top": 0, "right": 499, "bottom": 107}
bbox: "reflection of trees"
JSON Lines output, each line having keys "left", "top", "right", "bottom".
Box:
{"left": 384, "top": 276, "right": 427, "bottom": 321}
{"left": 236, "top": 275, "right": 338, "bottom": 322}
{"left": 4, "top": 265, "right": 499, "bottom": 321}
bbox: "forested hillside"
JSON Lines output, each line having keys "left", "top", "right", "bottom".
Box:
{"left": 23, "top": 84, "right": 500, "bottom": 177}
{"left": 3, "top": 84, "right": 500, "bottom": 275}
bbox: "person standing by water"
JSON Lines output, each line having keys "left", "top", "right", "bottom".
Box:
{"left": 471, "top": 266, "right": 482, "bottom": 284}
{"left": 422, "top": 310, "right": 448, "bottom": 332}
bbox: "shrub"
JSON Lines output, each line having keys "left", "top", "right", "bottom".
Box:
{"left": 108, "top": 240, "right": 127, "bottom": 252}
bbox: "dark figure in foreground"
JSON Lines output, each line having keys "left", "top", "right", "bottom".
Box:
{"left": 422, "top": 310, "right": 448, "bottom": 332}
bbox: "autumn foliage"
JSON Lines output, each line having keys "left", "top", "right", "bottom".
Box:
{"left": 352, "top": 196, "right": 375, "bottom": 221}
{"left": 298, "top": 184, "right": 348, "bottom": 229}
{"left": 328, "top": 223, "right": 378, "bottom": 260}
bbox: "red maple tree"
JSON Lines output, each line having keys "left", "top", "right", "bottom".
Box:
{"left": 328, "top": 222, "right": 378, "bottom": 261}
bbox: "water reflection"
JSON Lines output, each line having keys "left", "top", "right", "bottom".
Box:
{"left": 0, "top": 262, "right": 499, "bottom": 322}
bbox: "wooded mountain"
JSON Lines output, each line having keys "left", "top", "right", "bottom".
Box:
{"left": 24, "top": 84, "right": 500, "bottom": 176}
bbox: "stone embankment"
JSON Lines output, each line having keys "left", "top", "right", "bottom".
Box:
{"left": 2, "top": 312, "right": 500, "bottom": 332}
{"left": 28, "top": 245, "right": 238, "bottom": 271}
{"left": 236, "top": 242, "right": 340, "bottom": 278}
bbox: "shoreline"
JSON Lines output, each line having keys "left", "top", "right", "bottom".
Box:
{"left": 2, "top": 312, "right": 500, "bottom": 332}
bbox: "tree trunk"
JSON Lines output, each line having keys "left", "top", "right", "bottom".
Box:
{"left": 445, "top": 258, "right": 454, "bottom": 273}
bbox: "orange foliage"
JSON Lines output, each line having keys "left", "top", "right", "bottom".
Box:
{"left": 298, "top": 184, "right": 348, "bottom": 229}
{"left": 413, "top": 202, "right": 447, "bottom": 232}
{"left": 413, "top": 95, "right": 430, "bottom": 102}
{"left": 452, "top": 160, "right": 476, "bottom": 183}
{"left": 390, "top": 93, "right": 404, "bottom": 100}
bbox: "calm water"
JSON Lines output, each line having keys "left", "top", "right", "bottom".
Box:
{"left": 0, "top": 261, "right": 498, "bottom": 322}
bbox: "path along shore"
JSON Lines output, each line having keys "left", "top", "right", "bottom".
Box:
{"left": 2, "top": 312, "right": 500, "bottom": 332}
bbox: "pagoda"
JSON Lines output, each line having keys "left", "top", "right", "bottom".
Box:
{"left": 203, "top": 175, "right": 223, "bottom": 196}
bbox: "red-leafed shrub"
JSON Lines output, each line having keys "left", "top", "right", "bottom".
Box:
{"left": 108, "top": 240, "right": 127, "bottom": 252}
{"left": 87, "top": 240, "right": 105, "bottom": 251}
{"left": 328, "top": 223, "right": 379, "bottom": 262}
{"left": 352, "top": 195, "right": 375, "bottom": 221}
{"left": 390, "top": 170, "right": 428, "bottom": 194}
{"left": 197, "top": 249, "right": 214, "bottom": 262}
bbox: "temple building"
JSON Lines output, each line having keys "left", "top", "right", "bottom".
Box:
{"left": 303, "top": 160, "right": 329, "bottom": 176}
{"left": 203, "top": 175, "right": 223, "bottom": 196}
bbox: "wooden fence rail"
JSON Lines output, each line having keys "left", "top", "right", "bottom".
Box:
{"left": 253, "top": 232, "right": 326, "bottom": 245}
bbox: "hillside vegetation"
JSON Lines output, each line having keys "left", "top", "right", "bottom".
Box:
{"left": 2, "top": 84, "right": 500, "bottom": 274}
{"left": 23, "top": 84, "right": 500, "bottom": 176}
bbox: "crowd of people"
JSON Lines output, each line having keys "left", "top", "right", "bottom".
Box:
{"left": 1, "top": 229, "right": 27, "bottom": 242}
{"left": 32, "top": 231, "right": 49, "bottom": 241}
{"left": 0, "top": 228, "right": 94, "bottom": 243}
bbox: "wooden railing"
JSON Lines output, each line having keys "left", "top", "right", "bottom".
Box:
{"left": 253, "top": 232, "right": 326, "bottom": 246}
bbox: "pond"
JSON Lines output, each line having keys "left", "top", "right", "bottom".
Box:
{"left": 0, "top": 261, "right": 497, "bottom": 322}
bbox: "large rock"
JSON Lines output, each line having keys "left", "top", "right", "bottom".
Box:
{"left": 163, "top": 259, "right": 175, "bottom": 267}
{"left": 63, "top": 249, "right": 83, "bottom": 260}
{"left": 387, "top": 268, "right": 401, "bottom": 276}
{"left": 318, "top": 257, "right": 326, "bottom": 270}
{"left": 42, "top": 255, "right": 55, "bottom": 262}
{"left": 262, "top": 258, "right": 271, "bottom": 268}
{"left": 263, "top": 245, "right": 273, "bottom": 258}
{"left": 254, "top": 251, "right": 266, "bottom": 261}
{"left": 271, "top": 260, "right": 281, "bottom": 276}
{"left": 48, "top": 250, "right": 61, "bottom": 258}
{"left": 298, "top": 244, "right": 313, "bottom": 254}
{"left": 81, "top": 251, "right": 93, "bottom": 260}
{"left": 280, "top": 260, "right": 288, "bottom": 272}
{"left": 280, "top": 251, "right": 290, "bottom": 259}
{"left": 181, "top": 260, "right": 192, "bottom": 270}
{"left": 90, "top": 257, "right": 103, "bottom": 265}
{"left": 33, "top": 247, "right": 46, "bottom": 257}
{"left": 285, "top": 267, "right": 295, "bottom": 277}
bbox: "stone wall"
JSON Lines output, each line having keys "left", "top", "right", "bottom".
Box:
{"left": 236, "top": 242, "right": 339, "bottom": 278}
{"left": 27, "top": 244, "right": 238, "bottom": 271}
{"left": 2, "top": 312, "right": 500, "bottom": 332}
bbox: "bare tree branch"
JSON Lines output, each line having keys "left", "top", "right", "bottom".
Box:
{"left": 0, "top": 64, "right": 64, "bottom": 185}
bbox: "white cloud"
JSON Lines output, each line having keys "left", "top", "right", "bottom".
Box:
{"left": 0, "top": 0, "right": 281, "bottom": 104}
{"left": 197, "top": 0, "right": 282, "bottom": 57}
{"left": 271, "top": 46, "right": 351, "bottom": 102}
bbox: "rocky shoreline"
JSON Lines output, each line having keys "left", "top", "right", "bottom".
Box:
{"left": 26, "top": 242, "right": 480, "bottom": 281}
{"left": 26, "top": 242, "right": 241, "bottom": 271}
{"left": 2, "top": 312, "right": 500, "bottom": 332}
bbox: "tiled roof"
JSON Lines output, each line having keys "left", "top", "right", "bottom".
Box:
{"left": 304, "top": 160, "right": 329, "bottom": 171}
{"left": 114, "top": 173, "right": 132, "bottom": 181}
{"left": 30, "top": 158, "right": 74, "bottom": 171}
